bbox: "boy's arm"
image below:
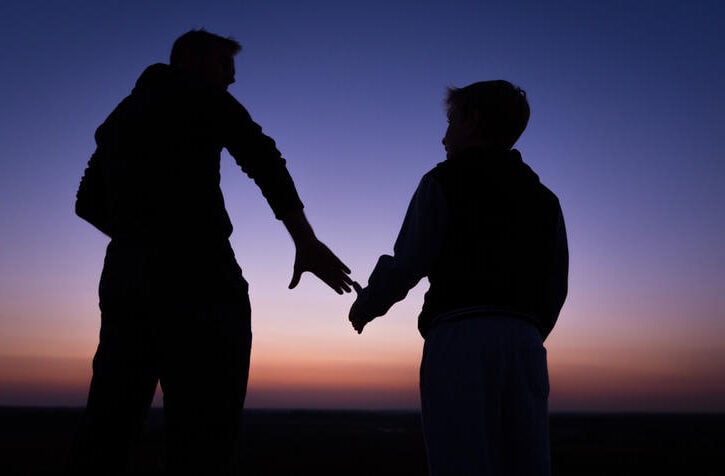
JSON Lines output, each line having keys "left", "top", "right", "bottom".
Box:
{"left": 349, "top": 174, "right": 448, "bottom": 333}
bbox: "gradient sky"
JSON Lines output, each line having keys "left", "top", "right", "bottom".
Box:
{"left": 1, "top": 0, "right": 724, "bottom": 412}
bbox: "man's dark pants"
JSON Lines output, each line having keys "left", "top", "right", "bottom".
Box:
{"left": 68, "top": 239, "right": 252, "bottom": 475}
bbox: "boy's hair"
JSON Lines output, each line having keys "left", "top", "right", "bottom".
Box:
{"left": 446, "top": 80, "right": 530, "bottom": 149}
{"left": 170, "top": 29, "right": 241, "bottom": 66}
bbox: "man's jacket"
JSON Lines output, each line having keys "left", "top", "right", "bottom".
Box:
{"left": 76, "top": 63, "right": 303, "bottom": 243}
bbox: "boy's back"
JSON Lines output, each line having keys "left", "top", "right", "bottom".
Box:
{"left": 420, "top": 147, "right": 568, "bottom": 339}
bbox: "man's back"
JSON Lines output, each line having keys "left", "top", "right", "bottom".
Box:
{"left": 77, "top": 64, "right": 235, "bottom": 242}
{"left": 77, "top": 62, "right": 304, "bottom": 249}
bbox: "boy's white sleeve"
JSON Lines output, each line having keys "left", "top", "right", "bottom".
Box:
{"left": 355, "top": 174, "right": 448, "bottom": 319}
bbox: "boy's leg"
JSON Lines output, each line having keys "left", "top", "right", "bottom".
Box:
{"left": 420, "top": 318, "right": 504, "bottom": 476}
{"left": 420, "top": 317, "right": 551, "bottom": 476}
{"left": 504, "top": 324, "right": 551, "bottom": 476}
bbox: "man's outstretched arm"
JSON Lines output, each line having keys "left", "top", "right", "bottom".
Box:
{"left": 220, "top": 97, "right": 351, "bottom": 293}
{"left": 282, "top": 209, "right": 353, "bottom": 294}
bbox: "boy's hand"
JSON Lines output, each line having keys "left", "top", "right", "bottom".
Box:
{"left": 349, "top": 282, "right": 374, "bottom": 333}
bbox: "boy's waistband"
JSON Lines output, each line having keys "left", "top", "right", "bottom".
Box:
{"left": 431, "top": 305, "right": 540, "bottom": 329}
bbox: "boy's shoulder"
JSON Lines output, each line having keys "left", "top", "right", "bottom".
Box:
{"left": 424, "top": 160, "right": 451, "bottom": 179}
{"left": 424, "top": 158, "right": 483, "bottom": 183}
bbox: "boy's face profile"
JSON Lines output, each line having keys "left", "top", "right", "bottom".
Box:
{"left": 442, "top": 107, "right": 481, "bottom": 159}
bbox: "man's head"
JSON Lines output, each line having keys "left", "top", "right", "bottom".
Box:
{"left": 170, "top": 29, "right": 241, "bottom": 90}
{"left": 442, "top": 80, "right": 529, "bottom": 158}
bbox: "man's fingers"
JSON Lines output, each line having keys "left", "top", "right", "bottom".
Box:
{"left": 325, "top": 276, "right": 350, "bottom": 294}
{"left": 322, "top": 247, "right": 351, "bottom": 274}
{"left": 337, "top": 273, "right": 353, "bottom": 292}
{"left": 290, "top": 267, "right": 351, "bottom": 293}
{"left": 289, "top": 241, "right": 353, "bottom": 293}
{"left": 288, "top": 268, "right": 301, "bottom": 289}
{"left": 319, "top": 267, "right": 353, "bottom": 293}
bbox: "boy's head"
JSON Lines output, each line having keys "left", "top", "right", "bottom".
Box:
{"left": 443, "top": 80, "right": 529, "bottom": 158}
{"left": 170, "top": 29, "right": 241, "bottom": 90}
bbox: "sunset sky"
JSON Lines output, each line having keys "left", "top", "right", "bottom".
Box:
{"left": 1, "top": 0, "right": 724, "bottom": 412}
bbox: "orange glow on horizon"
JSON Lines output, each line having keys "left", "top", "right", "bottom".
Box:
{"left": 2, "top": 328, "right": 724, "bottom": 411}
{"left": 547, "top": 340, "right": 725, "bottom": 412}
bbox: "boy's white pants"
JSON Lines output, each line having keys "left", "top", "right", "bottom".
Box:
{"left": 420, "top": 316, "right": 551, "bottom": 476}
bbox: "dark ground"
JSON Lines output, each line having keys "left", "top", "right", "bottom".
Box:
{"left": 1, "top": 407, "right": 723, "bottom": 475}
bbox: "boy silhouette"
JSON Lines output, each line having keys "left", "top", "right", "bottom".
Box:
{"left": 349, "top": 80, "right": 568, "bottom": 475}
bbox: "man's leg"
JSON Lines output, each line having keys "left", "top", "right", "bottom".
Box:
{"left": 68, "top": 315, "right": 159, "bottom": 475}
{"left": 160, "top": 281, "right": 252, "bottom": 476}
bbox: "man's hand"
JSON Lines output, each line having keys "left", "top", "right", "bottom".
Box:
{"left": 282, "top": 209, "right": 352, "bottom": 294}
{"left": 349, "top": 282, "right": 374, "bottom": 333}
{"left": 288, "top": 238, "right": 353, "bottom": 294}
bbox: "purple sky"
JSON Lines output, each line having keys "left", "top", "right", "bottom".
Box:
{"left": 1, "top": 0, "right": 724, "bottom": 411}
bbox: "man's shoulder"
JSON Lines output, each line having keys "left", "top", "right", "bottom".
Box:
{"left": 133, "top": 64, "right": 235, "bottom": 104}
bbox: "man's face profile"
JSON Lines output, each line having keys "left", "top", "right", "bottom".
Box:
{"left": 202, "top": 51, "right": 235, "bottom": 91}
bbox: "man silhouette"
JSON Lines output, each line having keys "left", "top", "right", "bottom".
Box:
{"left": 349, "top": 81, "right": 568, "bottom": 475}
{"left": 70, "top": 30, "right": 352, "bottom": 475}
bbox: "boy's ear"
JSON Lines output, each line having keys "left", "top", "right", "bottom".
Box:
{"left": 464, "top": 109, "right": 485, "bottom": 136}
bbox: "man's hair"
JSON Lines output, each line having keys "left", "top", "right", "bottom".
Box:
{"left": 170, "top": 29, "right": 241, "bottom": 66}
{"left": 446, "top": 80, "right": 530, "bottom": 149}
